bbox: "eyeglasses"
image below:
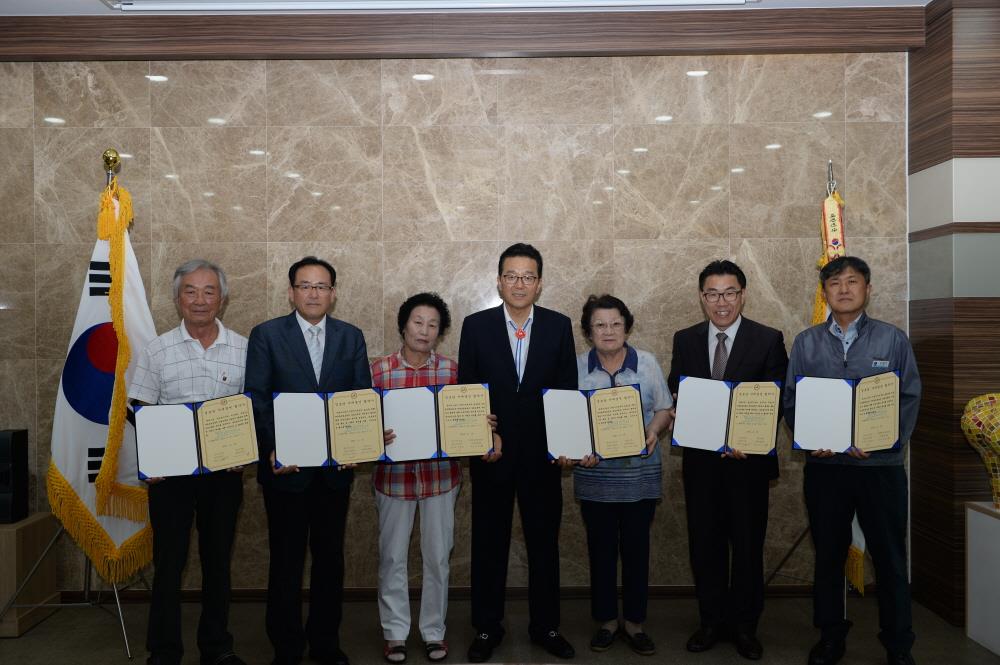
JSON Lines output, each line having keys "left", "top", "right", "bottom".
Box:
{"left": 592, "top": 320, "right": 625, "bottom": 333}
{"left": 501, "top": 273, "right": 539, "bottom": 286}
{"left": 293, "top": 283, "right": 333, "bottom": 293}
{"left": 701, "top": 289, "right": 742, "bottom": 303}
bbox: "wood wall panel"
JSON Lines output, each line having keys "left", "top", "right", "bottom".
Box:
{"left": 909, "top": 3, "right": 954, "bottom": 174}
{"left": 909, "top": 222, "right": 1000, "bottom": 243}
{"left": 909, "top": 297, "right": 1000, "bottom": 626}
{"left": 0, "top": 8, "right": 925, "bottom": 61}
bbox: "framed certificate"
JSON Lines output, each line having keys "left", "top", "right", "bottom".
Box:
{"left": 792, "top": 371, "right": 900, "bottom": 453}
{"left": 273, "top": 388, "right": 384, "bottom": 468}
{"left": 671, "top": 376, "right": 782, "bottom": 455}
{"left": 135, "top": 393, "right": 258, "bottom": 479}
{"left": 543, "top": 385, "right": 646, "bottom": 461}
{"left": 436, "top": 384, "right": 494, "bottom": 458}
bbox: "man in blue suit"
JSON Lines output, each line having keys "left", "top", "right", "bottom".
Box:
{"left": 245, "top": 256, "right": 371, "bottom": 665}
{"left": 458, "top": 243, "right": 579, "bottom": 663}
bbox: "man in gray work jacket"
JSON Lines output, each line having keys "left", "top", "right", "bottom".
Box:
{"left": 784, "top": 256, "right": 921, "bottom": 665}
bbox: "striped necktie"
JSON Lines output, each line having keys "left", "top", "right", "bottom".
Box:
{"left": 712, "top": 332, "right": 728, "bottom": 381}
{"left": 307, "top": 325, "right": 323, "bottom": 383}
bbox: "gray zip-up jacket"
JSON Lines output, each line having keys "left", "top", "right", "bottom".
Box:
{"left": 783, "top": 313, "right": 921, "bottom": 467}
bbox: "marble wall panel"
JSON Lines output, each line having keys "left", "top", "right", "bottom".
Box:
{"left": 0, "top": 244, "right": 36, "bottom": 361}
{"left": 731, "top": 54, "right": 847, "bottom": 124}
{"left": 381, "top": 241, "right": 501, "bottom": 360}
{"left": 383, "top": 126, "right": 500, "bottom": 242}
{"left": 150, "top": 242, "right": 268, "bottom": 339}
{"left": 0, "top": 128, "right": 34, "bottom": 243}
{"left": 614, "top": 56, "right": 730, "bottom": 125}
{"left": 266, "top": 127, "right": 381, "bottom": 242}
{"left": 0, "top": 63, "right": 33, "bottom": 128}
{"left": 150, "top": 127, "right": 267, "bottom": 243}
{"left": 34, "top": 359, "right": 61, "bottom": 515}
{"left": 35, "top": 128, "right": 151, "bottom": 244}
{"left": 383, "top": 59, "right": 499, "bottom": 127}
{"left": 729, "top": 123, "right": 846, "bottom": 239}
{"left": 266, "top": 242, "right": 385, "bottom": 357}
{"left": 500, "top": 124, "right": 613, "bottom": 241}
{"left": 613, "top": 124, "right": 729, "bottom": 239}
{"left": 498, "top": 57, "right": 613, "bottom": 125}
{"left": 845, "top": 122, "right": 907, "bottom": 238}
{"left": 33, "top": 62, "right": 150, "bottom": 129}
{"left": 267, "top": 60, "right": 380, "bottom": 127}
{"left": 149, "top": 61, "right": 266, "bottom": 128}
{"left": 847, "top": 53, "right": 906, "bottom": 123}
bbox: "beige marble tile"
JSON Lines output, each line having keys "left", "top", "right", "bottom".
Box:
{"left": 383, "top": 59, "right": 499, "bottom": 126}
{"left": 35, "top": 128, "right": 151, "bottom": 244}
{"left": 0, "top": 128, "right": 34, "bottom": 243}
{"left": 266, "top": 242, "right": 385, "bottom": 357}
{"left": 612, "top": 239, "right": 731, "bottom": 367}
{"left": 33, "top": 62, "right": 150, "bottom": 128}
{"left": 500, "top": 125, "right": 613, "bottom": 241}
{"left": 847, "top": 53, "right": 906, "bottom": 122}
{"left": 35, "top": 359, "right": 61, "bottom": 515}
{"left": 613, "top": 55, "right": 730, "bottom": 125}
{"left": 150, "top": 127, "right": 267, "bottom": 242}
{"left": 35, "top": 243, "right": 100, "bottom": 359}
{"left": 150, "top": 242, "right": 268, "bottom": 340}
{"left": 266, "top": 127, "right": 381, "bottom": 242}
{"left": 845, "top": 123, "right": 906, "bottom": 239}
{"left": 731, "top": 54, "right": 846, "bottom": 124}
{"left": 0, "top": 63, "right": 33, "bottom": 128}
{"left": 266, "top": 60, "right": 380, "bottom": 127}
{"left": 0, "top": 360, "right": 36, "bottom": 509}
{"left": 150, "top": 61, "right": 265, "bottom": 127}
{"left": 229, "top": 483, "right": 270, "bottom": 589}
{"left": 382, "top": 241, "right": 500, "bottom": 359}
{"left": 0, "top": 244, "right": 36, "bottom": 361}
{"left": 729, "top": 123, "right": 846, "bottom": 239}
{"left": 613, "top": 124, "right": 729, "bottom": 240}
{"left": 383, "top": 126, "right": 499, "bottom": 242}
{"left": 498, "top": 57, "right": 613, "bottom": 125}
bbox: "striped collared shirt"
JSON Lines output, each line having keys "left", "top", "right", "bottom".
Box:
{"left": 371, "top": 349, "right": 461, "bottom": 500}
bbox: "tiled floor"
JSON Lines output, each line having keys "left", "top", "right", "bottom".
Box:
{"left": 1, "top": 596, "right": 997, "bottom": 665}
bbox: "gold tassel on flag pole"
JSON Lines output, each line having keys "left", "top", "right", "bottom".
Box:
{"left": 811, "top": 160, "right": 847, "bottom": 326}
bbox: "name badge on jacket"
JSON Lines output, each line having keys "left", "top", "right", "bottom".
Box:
{"left": 872, "top": 359, "right": 890, "bottom": 369}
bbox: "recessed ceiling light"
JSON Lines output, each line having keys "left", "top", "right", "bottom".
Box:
{"left": 686, "top": 70, "right": 709, "bottom": 77}
{"left": 145, "top": 75, "right": 168, "bottom": 82}
{"left": 654, "top": 115, "right": 673, "bottom": 122}
{"left": 43, "top": 117, "right": 66, "bottom": 125}
{"left": 332, "top": 205, "right": 342, "bottom": 211}
{"left": 249, "top": 149, "right": 265, "bottom": 156}
{"left": 232, "top": 205, "right": 243, "bottom": 211}
{"left": 311, "top": 191, "right": 323, "bottom": 197}
{"left": 710, "top": 185, "right": 723, "bottom": 191}
{"left": 285, "top": 171, "right": 301, "bottom": 179}
{"left": 119, "top": 153, "right": 133, "bottom": 159}
{"left": 731, "top": 167, "right": 745, "bottom": 174}
{"left": 202, "top": 192, "right": 215, "bottom": 198}
{"left": 632, "top": 147, "right": 649, "bottom": 153}
{"left": 603, "top": 186, "right": 615, "bottom": 192}
{"left": 812, "top": 111, "right": 833, "bottom": 119}
{"left": 592, "top": 200, "right": 604, "bottom": 205}
{"left": 616, "top": 169, "right": 631, "bottom": 175}
{"left": 689, "top": 199, "right": 701, "bottom": 204}
{"left": 207, "top": 117, "right": 227, "bottom": 125}
{"left": 765, "top": 143, "right": 782, "bottom": 150}
{"left": 164, "top": 173, "right": 179, "bottom": 179}
{"left": 412, "top": 74, "right": 435, "bottom": 81}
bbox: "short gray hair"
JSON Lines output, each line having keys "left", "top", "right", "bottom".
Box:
{"left": 172, "top": 259, "right": 229, "bottom": 300}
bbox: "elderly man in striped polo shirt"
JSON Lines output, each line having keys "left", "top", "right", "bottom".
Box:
{"left": 129, "top": 259, "right": 249, "bottom": 665}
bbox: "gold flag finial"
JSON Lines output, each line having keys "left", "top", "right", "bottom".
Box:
{"left": 102, "top": 148, "right": 121, "bottom": 175}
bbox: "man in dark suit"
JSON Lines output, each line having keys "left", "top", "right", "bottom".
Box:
{"left": 245, "top": 256, "right": 371, "bottom": 665}
{"left": 667, "top": 260, "right": 788, "bottom": 662}
{"left": 458, "top": 243, "right": 578, "bottom": 663}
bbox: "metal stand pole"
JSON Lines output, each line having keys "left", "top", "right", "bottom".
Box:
{"left": 765, "top": 525, "right": 811, "bottom": 586}
{"left": 111, "top": 581, "right": 133, "bottom": 660}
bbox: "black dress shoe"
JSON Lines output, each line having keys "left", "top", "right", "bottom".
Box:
{"left": 734, "top": 632, "right": 763, "bottom": 660}
{"left": 589, "top": 628, "right": 617, "bottom": 652}
{"left": 686, "top": 626, "right": 721, "bottom": 653}
{"left": 808, "top": 639, "right": 845, "bottom": 665}
{"left": 467, "top": 631, "right": 503, "bottom": 663}
{"left": 887, "top": 653, "right": 916, "bottom": 665}
{"left": 311, "top": 647, "right": 350, "bottom": 665}
{"left": 621, "top": 630, "right": 656, "bottom": 656}
{"left": 205, "top": 655, "right": 248, "bottom": 665}
{"left": 530, "top": 630, "right": 575, "bottom": 659}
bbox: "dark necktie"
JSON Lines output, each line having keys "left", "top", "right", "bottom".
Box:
{"left": 712, "top": 332, "right": 728, "bottom": 381}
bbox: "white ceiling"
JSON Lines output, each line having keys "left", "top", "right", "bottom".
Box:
{"left": 0, "top": 0, "right": 933, "bottom": 15}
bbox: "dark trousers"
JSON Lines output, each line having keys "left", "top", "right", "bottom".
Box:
{"left": 580, "top": 499, "right": 657, "bottom": 624}
{"left": 682, "top": 451, "right": 770, "bottom": 632}
{"left": 263, "top": 475, "right": 350, "bottom": 665}
{"left": 804, "top": 463, "right": 915, "bottom": 655}
{"left": 470, "top": 459, "right": 562, "bottom": 636}
{"left": 147, "top": 471, "right": 243, "bottom": 665}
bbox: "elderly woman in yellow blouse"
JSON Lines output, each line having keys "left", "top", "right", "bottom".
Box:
{"left": 572, "top": 294, "right": 673, "bottom": 656}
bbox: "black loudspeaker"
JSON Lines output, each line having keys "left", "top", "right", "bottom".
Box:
{"left": 0, "top": 429, "right": 29, "bottom": 523}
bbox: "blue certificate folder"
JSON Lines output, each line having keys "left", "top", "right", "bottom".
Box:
{"left": 791, "top": 371, "right": 901, "bottom": 453}
{"left": 273, "top": 383, "right": 492, "bottom": 468}
{"left": 542, "top": 384, "right": 646, "bottom": 461}
{"left": 134, "top": 393, "right": 257, "bottom": 479}
{"left": 671, "top": 376, "right": 782, "bottom": 456}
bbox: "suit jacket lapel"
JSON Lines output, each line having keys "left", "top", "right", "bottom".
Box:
{"left": 520, "top": 306, "right": 541, "bottom": 386}
{"left": 692, "top": 321, "right": 712, "bottom": 378}
{"left": 283, "top": 313, "right": 319, "bottom": 390}
{"left": 724, "top": 319, "right": 751, "bottom": 381}
{"left": 319, "top": 315, "right": 339, "bottom": 388}
{"left": 492, "top": 305, "right": 519, "bottom": 386}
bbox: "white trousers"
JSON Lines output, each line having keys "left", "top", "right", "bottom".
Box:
{"left": 375, "top": 485, "right": 459, "bottom": 642}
